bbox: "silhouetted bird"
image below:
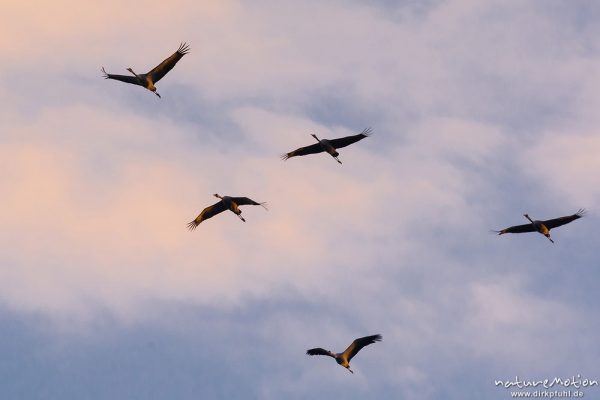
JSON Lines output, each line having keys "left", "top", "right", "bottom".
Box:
{"left": 187, "top": 194, "right": 267, "bottom": 229}
{"left": 102, "top": 43, "right": 190, "bottom": 98}
{"left": 495, "top": 209, "right": 585, "bottom": 243}
{"left": 306, "top": 334, "right": 382, "bottom": 374}
{"left": 282, "top": 128, "right": 372, "bottom": 164}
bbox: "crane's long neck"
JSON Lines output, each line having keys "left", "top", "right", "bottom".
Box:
{"left": 214, "top": 194, "right": 223, "bottom": 200}
{"left": 311, "top": 134, "right": 321, "bottom": 143}
{"left": 524, "top": 214, "right": 534, "bottom": 223}
{"left": 127, "top": 68, "right": 138, "bottom": 77}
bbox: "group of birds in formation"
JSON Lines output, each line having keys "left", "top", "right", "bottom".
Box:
{"left": 101, "top": 42, "right": 586, "bottom": 373}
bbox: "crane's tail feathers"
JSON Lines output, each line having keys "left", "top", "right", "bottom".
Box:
{"left": 178, "top": 42, "right": 191, "bottom": 55}
{"left": 101, "top": 67, "right": 109, "bottom": 79}
{"left": 187, "top": 221, "right": 199, "bottom": 231}
{"left": 360, "top": 127, "right": 373, "bottom": 136}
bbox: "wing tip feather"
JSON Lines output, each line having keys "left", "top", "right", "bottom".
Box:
{"left": 178, "top": 42, "right": 191, "bottom": 55}
{"left": 360, "top": 127, "right": 373, "bottom": 137}
{"left": 187, "top": 220, "right": 199, "bottom": 231}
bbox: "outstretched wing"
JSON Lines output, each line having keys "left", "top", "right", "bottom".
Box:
{"left": 281, "top": 143, "right": 324, "bottom": 160}
{"left": 495, "top": 223, "right": 537, "bottom": 234}
{"left": 342, "top": 334, "right": 382, "bottom": 361}
{"left": 231, "top": 197, "right": 268, "bottom": 210}
{"left": 101, "top": 67, "right": 141, "bottom": 86}
{"left": 148, "top": 42, "right": 190, "bottom": 83}
{"left": 542, "top": 209, "right": 585, "bottom": 230}
{"left": 327, "top": 127, "right": 372, "bottom": 149}
{"left": 187, "top": 200, "right": 228, "bottom": 230}
{"left": 306, "top": 348, "right": 336, "bottom": 358}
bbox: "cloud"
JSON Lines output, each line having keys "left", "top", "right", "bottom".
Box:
{"left": 524, "top": 130, "right": 600, "bottom": 208}
{"left": 3, "top": 0, "right": 600, "bottom": 398}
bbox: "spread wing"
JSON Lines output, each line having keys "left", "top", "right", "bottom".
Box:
{"left": 281, "top": 143, "right": 324, "bottom": 160}
{"left": 327, "top": 127, "right": 372, "bottom": 149}
{"left": 306, "top": 348, "right": 335, "bottom": 358}
{"left": 542, "top": 209, "right": 585, "bottom": 229}
{"left": 101, "top": 67, "right": 141, "bottom": 86}
{"left": 342, "top": 334, "right": 382, "bottom": 361}
{"left": 230, "top": 197, "right": 268, "bottom": 210}
{"left": 148, "top": 42, "right": 190, "bottom": 83}
{"left": 495, "top": 223, "right": 537, "bottom": 235}
{"left": 187, "top": 200, "right": 228, "bottom": 230}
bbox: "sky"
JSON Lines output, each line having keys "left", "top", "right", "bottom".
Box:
{"left": 1, "top": 0, "right": 600, "bottom": 398}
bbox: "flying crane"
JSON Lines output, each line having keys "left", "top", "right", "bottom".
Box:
{"left": 495, "top": 209, "right": 585, "bottom": 243}
{"left": 282, "top": 128, "right": 372, "bottom": 164}
{"left": 102, "top": 42, "right": 190, "bottom": 98}
{"left": 306, "top": 334, "right": 382, "bottom": 374}
{"left": 187, "top": 194, "right": 267, "bottom": 229}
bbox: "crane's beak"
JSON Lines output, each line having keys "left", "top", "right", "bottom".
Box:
{"left": 155, "top": 91, "right": 161, "bottom": 99}
{"left": 348, "top": 368, "right": 354, "bottom": 374}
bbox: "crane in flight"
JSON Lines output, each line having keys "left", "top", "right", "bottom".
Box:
{"left": 102, "top": 42, "right": 190, "bottom": 98}
{"left": 306, "top": 334, "right": 382, "bottom": 374}
{"left": 187, "top": 194, "right": 267, "bottom": 229}
{"left": 282, "top": 127, "right": 372, "bottom": 164}
{"left": 494, "top": 209, "right": 585, "bottom": 243}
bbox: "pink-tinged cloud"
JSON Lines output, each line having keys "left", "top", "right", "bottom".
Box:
{"left": 524, "top": 131, "right": 600, "bottom": 209}
{"left": 0, "top": 96, "right": 511, "bottom": 319}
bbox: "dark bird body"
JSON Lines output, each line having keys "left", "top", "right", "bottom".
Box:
{"left": 306, "top": 334, "right": 382, "bottom": 374}
{"left": 495, "top": 209, "right": 585, "bottom": 243}
{"left": 102, "top": 43, "right": 190, "bottom": 98}
{"left": 187, "top": 194, "right": 267, "bottom": 229}
{"left": 282, "top": 127, "right": 372, "bottom": 164}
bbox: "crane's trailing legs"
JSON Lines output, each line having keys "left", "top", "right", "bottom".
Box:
{"left": 127, "top": 68, "right": 160, "bottom": 98}
{"left": 213, "top": 193, "right": 246, "bottom": 222}
{"left": 311, "top": 134, "right": 342, "bottom": 164}
{"left": 524, "top": 214, "right": 554, "bottom": 243}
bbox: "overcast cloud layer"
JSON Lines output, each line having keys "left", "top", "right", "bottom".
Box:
{"left": 2, "top": 1, "right": 600, "bottom": 399}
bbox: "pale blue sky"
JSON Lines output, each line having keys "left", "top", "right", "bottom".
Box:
{"left": 1, "top": 0, "right": 599, "bottom": 399}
